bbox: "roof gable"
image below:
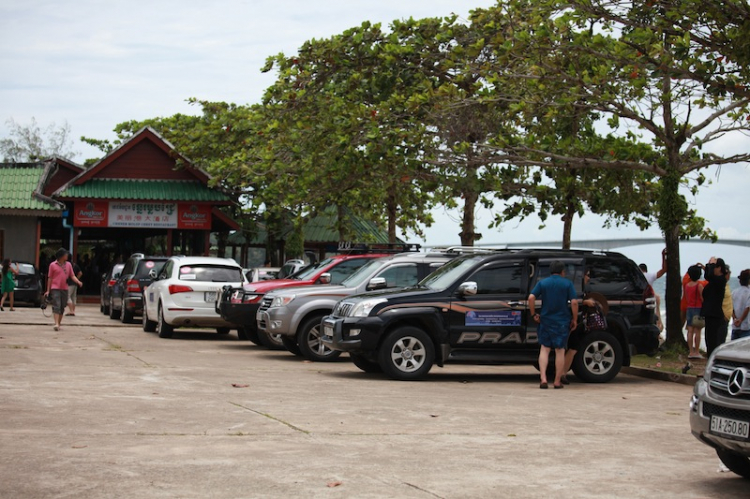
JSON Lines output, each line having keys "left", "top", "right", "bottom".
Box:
{"left": 70, "top": 127, "right": 209, "bottom": 185}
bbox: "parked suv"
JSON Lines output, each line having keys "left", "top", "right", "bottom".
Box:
{"left": 690, "top": 337, "right": 750, "bottom": 479}
{"left": 321, "top": 248, "right": 660, "bottom": 381}
{"left": 218, "top": 245, "right": 420, "bottom": 348}
{"left": 142, "top": 256, "right": 245, "bottom": 338}
{"left": 257, "top": 250, "right": 456, "bottom": 362}
{"left": 110, "top": 254, "right": 168, "bottom": 323}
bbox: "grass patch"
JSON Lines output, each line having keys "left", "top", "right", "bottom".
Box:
{"left": 2, "top": 345, "right": 29, "bottom": 349}
{"left": 631, "top": 343, "right": 705, "bottom": 377}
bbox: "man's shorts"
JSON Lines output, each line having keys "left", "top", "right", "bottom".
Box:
{"left": 67, "top": 285, "right": 78, "bottom": 304}
{"left": 50, "top": 289, "right": 69, "bottom": 315}
{"left": 538, "top": 321, "right": 570, "bottom": 349}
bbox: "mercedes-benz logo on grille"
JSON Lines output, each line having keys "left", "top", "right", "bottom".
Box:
{"left": 727, "top": 368, "right": 747, "bottom": 396}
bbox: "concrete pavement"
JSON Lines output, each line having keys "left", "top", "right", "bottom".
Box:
{"left": 0, "top": 304, "right": 747, "bottom": 498}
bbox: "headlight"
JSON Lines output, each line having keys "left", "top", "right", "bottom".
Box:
{"left": 351, "top": 298, "right": 387, "bottom": 317}
{"left": 270, "top": 295, "right": 295, "bottom": 308}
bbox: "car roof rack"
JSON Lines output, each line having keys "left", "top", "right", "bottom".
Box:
{"left": 335, "top": 242, "right": 422, "bottom": 254}
{"left": 430, "top": 246, "right": 510, "bottom": 254}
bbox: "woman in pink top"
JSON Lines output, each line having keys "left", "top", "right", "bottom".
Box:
{"left": 684, "top": 265, "right": 705, "bottom": 359}
{"left": 45, "top": 248, "right": 82, "bottom": 331}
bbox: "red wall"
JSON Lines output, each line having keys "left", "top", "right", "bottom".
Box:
{"left": 94, "top": 140, "right": 196, "bottom": 180}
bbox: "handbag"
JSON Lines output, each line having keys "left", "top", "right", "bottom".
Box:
{"left": 585, "top": 304, "right": 608, "bottom": 331}
{"left": 691, "top": 315, "right": 706, "bottom": 328}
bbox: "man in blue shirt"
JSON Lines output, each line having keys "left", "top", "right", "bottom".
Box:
{"left": 528, "top": 261, "right": 578, "bottom": 389}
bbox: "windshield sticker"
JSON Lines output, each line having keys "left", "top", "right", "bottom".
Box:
{"left": 145, "top": 261, "right": 155, "bottom": 268}
{"left": 180, "top": 267, "right": 191, "bottom": 274}
{"left": 180, "top": 274, "right": 197, "bottom": 280}
{"left": 466, "top": 310, "right": 522, "bottom": 327}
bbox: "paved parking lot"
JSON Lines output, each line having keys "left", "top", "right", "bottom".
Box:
{"left": 1, "top": 304, "right": 747, "bottom": 498}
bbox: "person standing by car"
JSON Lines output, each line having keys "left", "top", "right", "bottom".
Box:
{"left": 562, "top": 268, "right": 599, "bottom": 385}
{"left": 0, "top": 259, "right": 20, "bottom": 311}
{"left": 529, "top": 261, "right": 578, "bottom": 389}
{"left": 701, "top": 257, "right": 728, "bottom": 357}
{"left": 683, "top": 265, "right": 705, "bottom": 359}
{"left": 66, "top": 257, "right": 83, "bottom": 317}
{"left": 45, "top": 248, "right": 82, "bottom": 331}
{"left": 731, "top": 269, "right": 750, "bottom": 340}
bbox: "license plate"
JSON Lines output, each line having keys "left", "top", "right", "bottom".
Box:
{"left": 323, "top": 325, "right": 334, "bottom": 338}
{"left": 204, "top": 291, "right": 217, "bottom": 303}
{"left": 711, "top": 416, "right": 750, "bottom": 439}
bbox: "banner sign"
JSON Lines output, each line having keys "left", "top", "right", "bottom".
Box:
{"left": 465, "top": 310, "right": 522, "bottom": 327}
{"left": 74, "top": 201, "right": 211, "bottom": 230}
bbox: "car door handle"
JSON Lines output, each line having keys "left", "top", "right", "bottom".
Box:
{"left": 507, "top": 301, "right": 523, "bottom": 307}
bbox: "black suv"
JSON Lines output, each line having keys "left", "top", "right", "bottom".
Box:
{"left": 109, "top": 254, "right": 168, "bottom": 323}
{"left": 322, "top": 248, "right": 659, "bottom": 381}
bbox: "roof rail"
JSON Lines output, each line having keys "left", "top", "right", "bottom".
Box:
{"left": 431, "top": 246, "right": 509, "bottom": 254}
{"left": 336, "top": 242, "right": 422, "bottom": 254}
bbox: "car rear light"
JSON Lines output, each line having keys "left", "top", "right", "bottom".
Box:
{"left": 169, "top": 284, "right": 194, "bottom": 294}
{"left": 643, "top": 285, "right": 656, "bottom": 309}
{"left": 108, "top": 279, "right": 117, "bottom": 286}
{"left": 126, "top": 279, "right": 141, "bottom": 293}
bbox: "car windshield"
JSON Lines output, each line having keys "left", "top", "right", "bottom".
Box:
{"left": 292, "top": 259, "right": 333, "bottom": 280}
{"left": 178, "top": 265, "right": 243, "bottom": 282}
{"left": 17, "top": 263, "right": 35, "bottom": 274}
{"left": 340, "top": 259, "right": 386, "bottom": 287}
{"left": 419, "top": 256, "right": 481, "bottom": 290}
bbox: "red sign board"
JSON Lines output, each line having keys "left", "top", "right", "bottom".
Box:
{"left": 74, "top": 201, "right": 108, "bottom": 227}
{"left": 177, "top": 203, "right": 211, "bottom": 230}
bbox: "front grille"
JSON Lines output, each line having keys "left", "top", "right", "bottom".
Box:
{"left": 708, "top": 358, "right": 750, "bottom": 401}
{"left": 258, "top": 297, "right": 273, "bottom": 312}
{"left": 702, "top": 402, "right": 750, "bottom": 423}
{"left": 333, "top": 301, "right": 354, "bottom": 318}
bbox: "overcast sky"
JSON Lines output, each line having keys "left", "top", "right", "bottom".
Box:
{"left": 1, "top": 0, "right": 749, "bottom": 271}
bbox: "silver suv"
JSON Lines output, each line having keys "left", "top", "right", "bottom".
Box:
{"left": 690, "top": 337, "right": 750, "bottom": 479}
{"left": 256, "top": 251, "right": 455, "bottom": 361}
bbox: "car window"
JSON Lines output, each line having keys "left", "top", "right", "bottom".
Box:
{"left": 328, "top": 258, "right": 371, "bottom": 284}
{"left": 533, "top": 259, "right": 584, "bottom": 295}
{"left": 468, "top": 263, "right": 524, "bottom": 294}
{"left": 293, "top": 259, "right": 333, "bottom": 280}
{"left": 586, "top": 258, "right": 645, "bottom": 297}
{"left": 122, "top": 259, "right": 135, "bottom": 276}
{"left": 340, "top": 259, "right": 386, "bottom": 287}
{"left": 376, "top": 264, "right": 419, "bottom": 288}
{"left": 421, "top": 256, "right": 482, "bottom": 291}
{"left": 178, "top": 265, "right": 243, "bottom": 282}
{"left": 160, "top": 260, "right": 174, "bottom": 280}
{"left": 17, "top": 264, "right": 36, "bottom": 274}
{"left": 135, "top": 260, "right": 166, "bottom": 278}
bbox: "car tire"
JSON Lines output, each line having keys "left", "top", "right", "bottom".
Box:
{"left": 378, "top": 326, "right": 435, "bottom": 381}
{"left": 281, "top": 336, "right": 303, "bottom": 356}
{"left": 257, "top": 330, "right": 285, "bottom": 350}
{"left": 109, "top": 296, "right": 119, "bottom": 320}
{"left": 237, "top": 325, "right": 262, "bottom": 345}
{"left": 297, "top": 316, "right": 341, "bottom": 362}
{"left": 156, "top": 303, "right": 174, "bottom": 338}
{"left": 216, "top": 327, "right": 231, "bottom": 335}
{"left": 142, "top": 304, "right": 157, "bottom": 332}
{"left": 716, "top": 449, "right": 750, "bottom": 479}
{"left": 572, "top": 331, "right": 623, "bottom": 383}
{"left": 121, "top": 306, "right": 134, "bottom": 324}
{"left": 350, "top": 353, "right": 382, "bottom": 373}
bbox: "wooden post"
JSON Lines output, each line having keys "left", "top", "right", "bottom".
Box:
{"left": 204, "top": 231, "right": 210, "bottom": 256}
{"left": 166, "top": 229, "right": 173, "bottom": 256}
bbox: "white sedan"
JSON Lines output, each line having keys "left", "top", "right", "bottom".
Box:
{"left": 142, "top": 256, "right": 245, "bottom": 338}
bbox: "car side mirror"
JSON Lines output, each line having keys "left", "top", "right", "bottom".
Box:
{"left": 149, "top": 269, "right": 158, "bottom": 279}
{"left": 458, "top": 281, "right": 478, "bottom": 296}
{"left": 367, "top": 277, "right": 387, "bottom": 291}
{"left": 318, "top": 273, "right": 332, "bottom": 285}
{"left": 113, "top": 272, "right": 121, "bottom": 279}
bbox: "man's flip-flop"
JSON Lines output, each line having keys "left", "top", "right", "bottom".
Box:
{"left": 539, "top": 382, "right": 548, "bottom": 389}
{"left": 554, "top": 384, "right": 564, "bottom": 389}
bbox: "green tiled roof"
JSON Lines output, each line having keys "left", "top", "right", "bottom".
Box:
{"left": 0, "top": 164, "right": 61, "bottom": 211}
{"left": 227, "top": 206, "right": 398, "bottom": 245}
{"left": 57, "top": 179, "right": 231, "bottom": 202}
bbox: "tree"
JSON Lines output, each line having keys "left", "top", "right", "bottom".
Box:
{"left": 0, "top": 117, "right": 77, "bottom": 162}
{"left": 468, "top": 0, "right": 750, "bottom": 346}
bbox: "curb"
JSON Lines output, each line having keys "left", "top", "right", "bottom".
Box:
{"left": 622, "top": 366, "right": 699, "bottom": 386}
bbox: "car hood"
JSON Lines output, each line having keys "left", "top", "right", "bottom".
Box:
{"left": 266, "top": 284, "right": 348, "bottom": 299}
{"left": 242, "top": 278, "right": 315, "bottom": 293}
{"left": 713, "top": 336, "right": 750, "bottom": 362}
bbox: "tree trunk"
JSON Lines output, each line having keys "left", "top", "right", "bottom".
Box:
{"left": 561, "top": 199, "right": 576, "bottom": 250}
{"left": 386, "top": 191, "right": 398, "bottom": 244}
{"left": 460, "top": 189, "right": 479, "bottom": 246}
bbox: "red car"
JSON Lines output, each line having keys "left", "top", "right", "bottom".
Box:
{"left": 218, "top": 253, "right": 391, "bottom": 347}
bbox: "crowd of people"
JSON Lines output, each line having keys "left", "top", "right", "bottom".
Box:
{"left": 529, "top": 252, "right": 750, "bottom": 388}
